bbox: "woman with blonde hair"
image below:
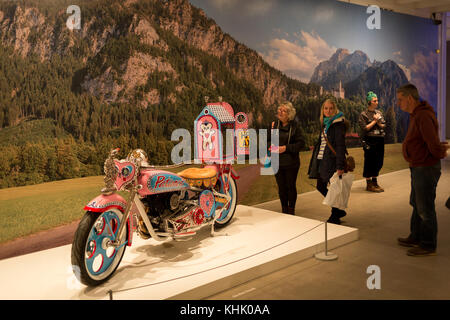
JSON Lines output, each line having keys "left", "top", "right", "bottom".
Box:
{"left": 270, "top": 101, "right": 304, "bottom": 215}
{"left": 315, "top": 98, "right": 349, "bottom": 224}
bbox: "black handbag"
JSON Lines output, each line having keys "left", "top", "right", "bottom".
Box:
{"left": 308, "top": 138, "right": 321, "bottom": 179}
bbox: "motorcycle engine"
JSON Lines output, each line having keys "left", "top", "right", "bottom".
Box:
{"left": 141, "top": 191, "right": 188, "bottom": 230}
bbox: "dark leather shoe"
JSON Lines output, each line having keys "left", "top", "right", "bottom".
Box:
{"left": 336, "top": 209, "right": 346, "bottom": 218}
{"left": 287, "top": 207, "right": 295, "bottom": 215}
{"left": 397, "top": 236, "right": 419, "bottom": 247}
{"left": 327, "top": 217, "right": 341, "bottom": 225}
{"left": 407, "top": 247, "right": 436, "bottom": 257}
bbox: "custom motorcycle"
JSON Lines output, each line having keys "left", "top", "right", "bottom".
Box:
{"left": 71, "top": 148, "right": 238, "bottom": 286}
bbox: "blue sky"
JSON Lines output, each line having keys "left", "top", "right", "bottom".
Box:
{"left": 189, "top": 0, "right": 438, "bottom": 102}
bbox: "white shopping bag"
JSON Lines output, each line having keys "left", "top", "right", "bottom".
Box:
{"left": 322, "top": 172, "right": 354, "bottom": 210}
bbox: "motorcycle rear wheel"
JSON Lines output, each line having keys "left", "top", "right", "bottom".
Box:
{"left": 71, "top": 209, "right": 127, "bottom": 286}
{"left": 214, "top": 176, "right": 238, "bottom": 228}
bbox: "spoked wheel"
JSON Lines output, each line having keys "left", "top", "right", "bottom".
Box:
{"left": 214, "top": 176, "right": 238, "bottom": 228}
{"left": 71, "top": 209, "right": 127, "bottom": 286}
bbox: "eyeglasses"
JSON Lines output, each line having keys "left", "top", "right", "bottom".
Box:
{"left": 277, "top": 109, "right": 288, "bottom": 114}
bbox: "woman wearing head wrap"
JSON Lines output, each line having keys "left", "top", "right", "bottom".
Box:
{"left": 314, "top": 98, "right": 349, "bottom": 224}
{"left": 358, "top": 91, "right": 386, "bottom": 192}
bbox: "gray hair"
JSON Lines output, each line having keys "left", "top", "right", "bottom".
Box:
{"left": 278, "top": 101, "right": 296, "bottom": 121}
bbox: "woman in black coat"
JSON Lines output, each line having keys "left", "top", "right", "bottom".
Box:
{"left": 270, "top": 101, "right": 304, "bottom": 215}
{"left": 315, "top": 99, "right": 349, "bottom": 224}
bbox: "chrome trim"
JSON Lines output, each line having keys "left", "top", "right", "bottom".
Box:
{"left": 112, "top": 189, "right": 136, "bottom": 247}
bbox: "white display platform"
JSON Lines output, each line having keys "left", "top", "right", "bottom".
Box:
{"left": 0, "top": 205, "right": 358, "bottom": 300}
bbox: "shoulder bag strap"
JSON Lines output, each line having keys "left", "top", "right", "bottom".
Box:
{"left": 323, "top": 128, "right": 348, "bottom": 156}
{"left": 323, "top": 128, "right": 336, "bottom": 155}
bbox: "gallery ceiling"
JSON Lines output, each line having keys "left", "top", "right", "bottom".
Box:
{"left": 339, "top": 0, "right": 450, "bottom": 40}
{"left": 338, "top": 0, "right": 450, "bottom": 19}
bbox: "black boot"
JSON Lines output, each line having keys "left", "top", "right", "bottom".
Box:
{"left": 327, "top": 208, "right": 341, "bottom": 225}
{"left": 282, "top": 206, "right": 288, "bottom": 214}
{"left": 336, "top": 208, "right": 346, "bottom": 218}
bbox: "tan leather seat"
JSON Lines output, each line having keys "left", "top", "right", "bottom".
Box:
{"left": 178, "top": 167, "right": 217, "bottom": 179}
{"left": 178, "top": 167, "right": 217, "bottom": 188}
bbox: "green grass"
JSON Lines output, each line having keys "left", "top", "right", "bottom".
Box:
{"left": 0, "top": 176, "right": 104, "bottom": 243}
{"left": 240, "top": 143, "right": 409, "bottom": 206}
{"left": 0, "top": 145, "right": 408, "bottom": 243}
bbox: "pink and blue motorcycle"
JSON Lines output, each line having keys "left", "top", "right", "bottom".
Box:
{"left": 71, "top": 100, "right": 248, "bottom": 286}
{"left": 71, "top": 149, "right": 238, "bottom": 286}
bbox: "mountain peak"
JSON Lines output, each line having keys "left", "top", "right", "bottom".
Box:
{"left": 310, "top": 48, "right": 372, "bottom": 90}
{"left": 330, "top": 48, "right": 350, "bottom": 62}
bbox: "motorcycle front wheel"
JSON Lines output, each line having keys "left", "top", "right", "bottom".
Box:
{"left": 71, "top": 209, "right": 127, "bottom": 286}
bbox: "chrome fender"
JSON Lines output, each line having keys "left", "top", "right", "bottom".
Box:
{"left": 84, "top": 193, "right": 134, "bottom": 247}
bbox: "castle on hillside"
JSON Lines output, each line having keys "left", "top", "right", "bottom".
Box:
{"left": 319, "top": 80, "right": 345, "bottom": 99}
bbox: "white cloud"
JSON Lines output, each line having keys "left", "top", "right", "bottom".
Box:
{"left": 393, "top": 50, "right": 411, "bottom": 81}
{"left": 314, "top": 7, "right": 334, "bottom": 22}
{"left": 209, "top": 0, "right": 238, "bottom": 9}
{"left": 393, "top": 50, "right": 402, "bottom": 61}
{"left": 260, "top": 30, "right": 336, "bottom": 82}
{"left": 398, "top": 63, "right": 411, "bottom": 81}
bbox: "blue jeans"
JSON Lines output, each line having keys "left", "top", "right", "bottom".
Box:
{"left": 409, "top": 161, "right": 441, "bottom": 250}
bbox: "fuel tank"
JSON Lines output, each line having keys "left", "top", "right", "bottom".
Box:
{"left": 138, "top": 169, "right": 190, "bottom": 196}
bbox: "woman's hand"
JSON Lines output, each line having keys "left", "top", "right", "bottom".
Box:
{"left": 278, "top": 146, "right": 286, "bottom": 153}
{"left": 270, "top": 145, "right": 286, "bottom": 154}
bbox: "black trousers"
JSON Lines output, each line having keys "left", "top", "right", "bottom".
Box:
{"left": 275, "top": 163, "right": 300, "bottom": 208}
{"left": 363, "top": 136, "right": 385, "bottom": 178}
{"left": 316, "top": 176, "right": 329, "bottom": 198}
{"left": 316, "top": 167, "right": 346, "bottom": 220}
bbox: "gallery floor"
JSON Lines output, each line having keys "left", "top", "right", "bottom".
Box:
{"left": 210, "top": 159, "right": 450, "bottom": 300}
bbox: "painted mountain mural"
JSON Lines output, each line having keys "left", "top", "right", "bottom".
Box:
{"left": 344, "top": 60, "right": 410, "bottom": 142}
{"left": 0, "top": 0, "right": 415, "bottom": 188}
{"left": 310, "top": 48, "right": 373, "bottom": 92}
{"left": 0, "top": 0, "right": 324, "bottom": 188}
{"left": 310, "top": 48, "right": 410, "bottom": 142}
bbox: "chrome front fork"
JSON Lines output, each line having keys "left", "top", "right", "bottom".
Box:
{"left": 111, "top": 187, "right": 137, "bottom": 248}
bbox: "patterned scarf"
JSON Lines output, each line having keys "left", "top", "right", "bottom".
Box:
{"left": 323, "top": 111, "right": 344, "bottom": 133}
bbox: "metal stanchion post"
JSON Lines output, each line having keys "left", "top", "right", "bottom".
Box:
{"left": 315, "top": 222, "right": 338, "bottom": 261}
